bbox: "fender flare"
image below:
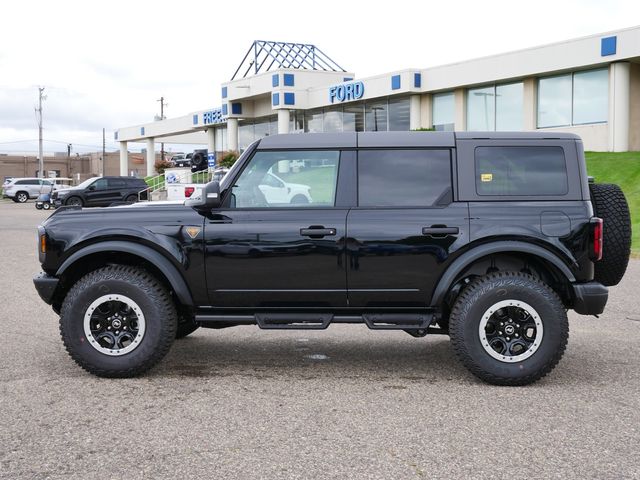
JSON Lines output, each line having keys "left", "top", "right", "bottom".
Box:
{"left": 429, "top": 241, "right": 576, "bottom": 307}
{"left": 56, "top": 240, "right": 194, "bottom": 306}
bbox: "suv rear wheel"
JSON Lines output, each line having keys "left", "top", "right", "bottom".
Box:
{"left": 15, "top": 191, "right": 29, "bottom": 203}
{"left": 60, "top": 265, "right": 177, "bottom": 377}
{"left": 449, "top": 271, "right": 568, "bottom": 386}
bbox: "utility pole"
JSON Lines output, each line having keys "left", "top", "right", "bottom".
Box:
{"left": 102, "top": 128, "right": 106, "bottom": 176}
{"left": 36, "top": 87, "right": 46, "bottom": 177}
{"left": 157, "top": 96, "right": 167, "bottom": 162}
{"left": 67, "top": 143, "right": 72, "bottom": 178}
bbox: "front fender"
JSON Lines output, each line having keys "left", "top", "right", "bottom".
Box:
{"left": 56, "top": 240, "right": 194, "bottom": 306}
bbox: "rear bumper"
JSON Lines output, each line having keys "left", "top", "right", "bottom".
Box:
{"left": 572, "top": 281, "right": 608, "bottom": 315}
{"left": 33, "top": 272, "right": 59, "bottom": 305}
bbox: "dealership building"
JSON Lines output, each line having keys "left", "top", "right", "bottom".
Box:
{"left": 116, "top": 26, "right": 640, "bottom": 176}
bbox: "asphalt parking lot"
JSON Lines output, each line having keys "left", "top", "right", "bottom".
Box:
{"left": 1, "top": 201, "right": 639, "bottom": 480}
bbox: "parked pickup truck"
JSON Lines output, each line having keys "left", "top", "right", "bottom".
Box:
{"left": 33, "top": 132, "right": 631, "bottom": 385}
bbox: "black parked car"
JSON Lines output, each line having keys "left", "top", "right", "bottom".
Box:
{"left": 33, "top": 132, "right": 631, "bottom": 385}
{"left": 52, "top": 176, "right": 148, "bottom": 207}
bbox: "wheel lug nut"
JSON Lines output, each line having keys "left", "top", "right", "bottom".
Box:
{"left": 506, "top": 337, "right": 511, "bottom": 341}
{"left": 515, "top": 333, "right": 519, "bottom": 337}
{"left": 107, "top": 326, "right": 111, "bottom": 330}
{"left": 123, "top": 326, "right": 127, "bottom": 330}
{"left": 498, "top": 331, "right": 502, "bottom": 335}
{"left": 500, "top": 322, "right": 504, "bottom": 326}
{"left": 516, "top": 324, "right": 520, "bottom": 328}
{"left": 115, "top": 330, "right": 119, "bottom": 335}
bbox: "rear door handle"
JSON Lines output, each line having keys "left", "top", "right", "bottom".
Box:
{"left": 300, "top": 227, "right": 337, "bottom": 238}
{"left": 422, "top": 226, "right": 459, "bottom": 237}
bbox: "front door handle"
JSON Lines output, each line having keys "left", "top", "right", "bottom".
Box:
{"left": 422, "top": 226, "right": 459, "bottom": 237}
{"left": 300, "top": 226, "right": 337, "bottom": 238}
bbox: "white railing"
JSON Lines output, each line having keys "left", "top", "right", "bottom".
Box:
{"left": 138, "top": 169, "right": 215, "bottom": 201}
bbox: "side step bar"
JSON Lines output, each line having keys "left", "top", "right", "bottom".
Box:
{"left": 195, "top": 312, "right": 438, "bottom": 331}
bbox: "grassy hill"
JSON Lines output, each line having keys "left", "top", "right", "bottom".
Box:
{"left": 585, "top": 151, "right": 639, "bottom": 255}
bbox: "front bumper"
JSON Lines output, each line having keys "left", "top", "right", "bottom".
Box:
{"left": 33, "top": 272, "right": 59, "bottom": 305}
{"left": 572, "top": 281, "right": 608, "bottom": 315}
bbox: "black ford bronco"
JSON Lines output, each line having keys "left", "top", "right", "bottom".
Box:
{"left": 33, "top": 132, "right": 632, "bottom": 385}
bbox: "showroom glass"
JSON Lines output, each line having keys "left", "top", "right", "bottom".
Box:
{"left": 467, "top": 86, "right": 496, "bottom": 131}
{"left": 365, "top": 101, "right": 388, "bottom": 132}
{"left": 537, "top": 69, "right": 608, "bottom": 127}
{"left": 496, "top": 82, "right": 523, "bottom": 130}
{"left": 323, "top": 107, "right": 343, "bottom": 133}
{"left": 343, "top": 104, "right": 364, "bottom": 132}
{"left": 475, "top": 146, "right": 568, "bottom": 196}
{"left": 573, "top": 69, "right": 608, "bottom": 125}
{"left": 304, "top": 109, "right": 324, "bottom": 133}
{"left": 239, "top": 122, "right": 255, "bottom": 151}
{"left": 388, "top": 97, "right": 410, "bottom": 131}
{"left": 231, "top": 150, "right": 340, "bottom": 208}
{"left": 358, "top": 149, "right": 452, "bottom": 207}
{"left": 467, "top": 83, "right": 523, "bottom": 131}
{"left": 432, "top": 92, "right": 455, "bottom": 131}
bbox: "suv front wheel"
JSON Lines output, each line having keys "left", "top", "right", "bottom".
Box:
{"left": 449, "top": 271, "right": 568, "bottom": 386}
{"left": 60, "top": 265, "right": 177, "bottom": 377}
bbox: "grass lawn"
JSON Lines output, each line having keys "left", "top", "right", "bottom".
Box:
{"left": 585, "top": 151, "right": 640, "bottom": 255}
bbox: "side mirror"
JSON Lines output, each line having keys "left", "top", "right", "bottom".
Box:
{"left": 186, "top": 181, "right": 221, "bottom": 211}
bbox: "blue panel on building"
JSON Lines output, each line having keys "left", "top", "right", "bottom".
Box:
{"left": 414, "top": 73, "right": 421, "bottom": 88}
{"left": 222, "top": 104, "right": 228, "bottom": 116}
{"left": 391, "top": 75, "right": 401, "bottom": 90}
{"left": 231, "top": 103, "right": 242, "bottom": 115}
{"left": 601, "top": 36, "right": 617, "bottom": 56}
{"left": 284, "top": 92, "right": 295, "bottom": 105}
{"left": 283, "top": 73, "right": 295, "bottom": 86}
{"left": 221, "top": 86, "right": 227, "bottom": 98}
{"left": 192, "top": 114, "right": 198, "bottom": 125}
{"left": 272, "top": 74, "right": 279, "bottom": 87}
{"left": 272, "top": 92, "right": 280, "bottom": 106}
{"left": 140, "top": 127, "right": 145, "bottom": 135}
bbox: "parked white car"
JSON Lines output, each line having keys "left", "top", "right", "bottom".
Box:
{"left": 258, "top": 171, "right": 312, "bottom": 204}
{"left": 2, "top": 177, "right": 53, "bottom": 203}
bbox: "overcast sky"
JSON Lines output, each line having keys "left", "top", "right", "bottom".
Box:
{"left": 1, "top": 0, "right": 638, "bottom": 154}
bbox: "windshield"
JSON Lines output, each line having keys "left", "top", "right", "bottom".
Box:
{"left": 75, "top": 177, "right": 99, "bottom": 189}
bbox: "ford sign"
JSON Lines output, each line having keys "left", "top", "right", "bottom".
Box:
{"left": 329, "top": 81, "right": 364, "bottom": 103}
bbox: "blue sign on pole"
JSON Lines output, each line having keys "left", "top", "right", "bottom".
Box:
{"left": 207, "top": 153, "right": 216, "bottom": 168}
{"left": 329, "top": 81, "right": 365, "bottom": 103}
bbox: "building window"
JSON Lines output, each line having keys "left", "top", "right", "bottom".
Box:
{"left": 467, "top": 82, "right": 523, "bottom": 131}
{"left": 432, "top": 92, "right": 455, "bottom": 131}
{"left": 323, "top": 107, "right": 343, "bottom": 132}
{"left": 253, "top": 119, "right": 270, "bottom": 141}
{"left": 388, "top": 97, "right": 410, "bottom": 131}
{"left": 343, "top": 104, "right": 364, "bottom": 132}
{"left": 304, "top": 109, "right": 324, "bottom": 133}
{"left": 365, "top": 101, "right": 388, "bottom": 132}
{"left": 239, "top": 122, "right": 255, "bottom": 151}
{"left": 537, "top": 68, "right": 608, "bottom": 128}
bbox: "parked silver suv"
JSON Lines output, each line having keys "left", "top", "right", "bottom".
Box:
{"left": 3, "top": 178, "right": 53, "bottom": 203}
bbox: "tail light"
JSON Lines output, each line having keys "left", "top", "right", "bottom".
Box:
{"left": 184, "top": 186, "right": 195, "bottom": 198}
{"left": 590, "top": 217, "right": 603, "bottom": 261}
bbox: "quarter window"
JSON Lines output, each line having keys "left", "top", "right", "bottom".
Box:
{"left": 358, "top": 150, "right": 452, "bottom": 207}
{"left": 231, "top": 150, "right": 340, "bottom": 208}
{"left": 475, "top": 146, "right": 568, "bottom": 196}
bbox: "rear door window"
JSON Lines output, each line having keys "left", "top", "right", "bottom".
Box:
{"left": 475, "top": 146, "right": 568, "bottom": 196}
{"left": 357, "top": 149, "right": 452, "bottom": 207}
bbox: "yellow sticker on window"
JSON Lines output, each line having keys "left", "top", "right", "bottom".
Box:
{"left": 480, "top": 173, "right": 493, "bottom": 182}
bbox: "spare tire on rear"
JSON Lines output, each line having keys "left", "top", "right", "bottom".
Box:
{"left": 191, "top": 152, "right": 207, "bottom": 172}
{"left": 589, "top": 183, "right": 631, "bottom": 286}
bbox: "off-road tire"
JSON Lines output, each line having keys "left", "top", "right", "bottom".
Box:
{"left": 589, "top": 183, "right": 631, "bottom": 286}
{"left": 125, "top": 194, "right": 138, "bottom": 203}
{"left": 60, "top": 265, "right": 177, "bottom": 377}
{"left": 449, "top": 271, "right": 568, "bottom": 386}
